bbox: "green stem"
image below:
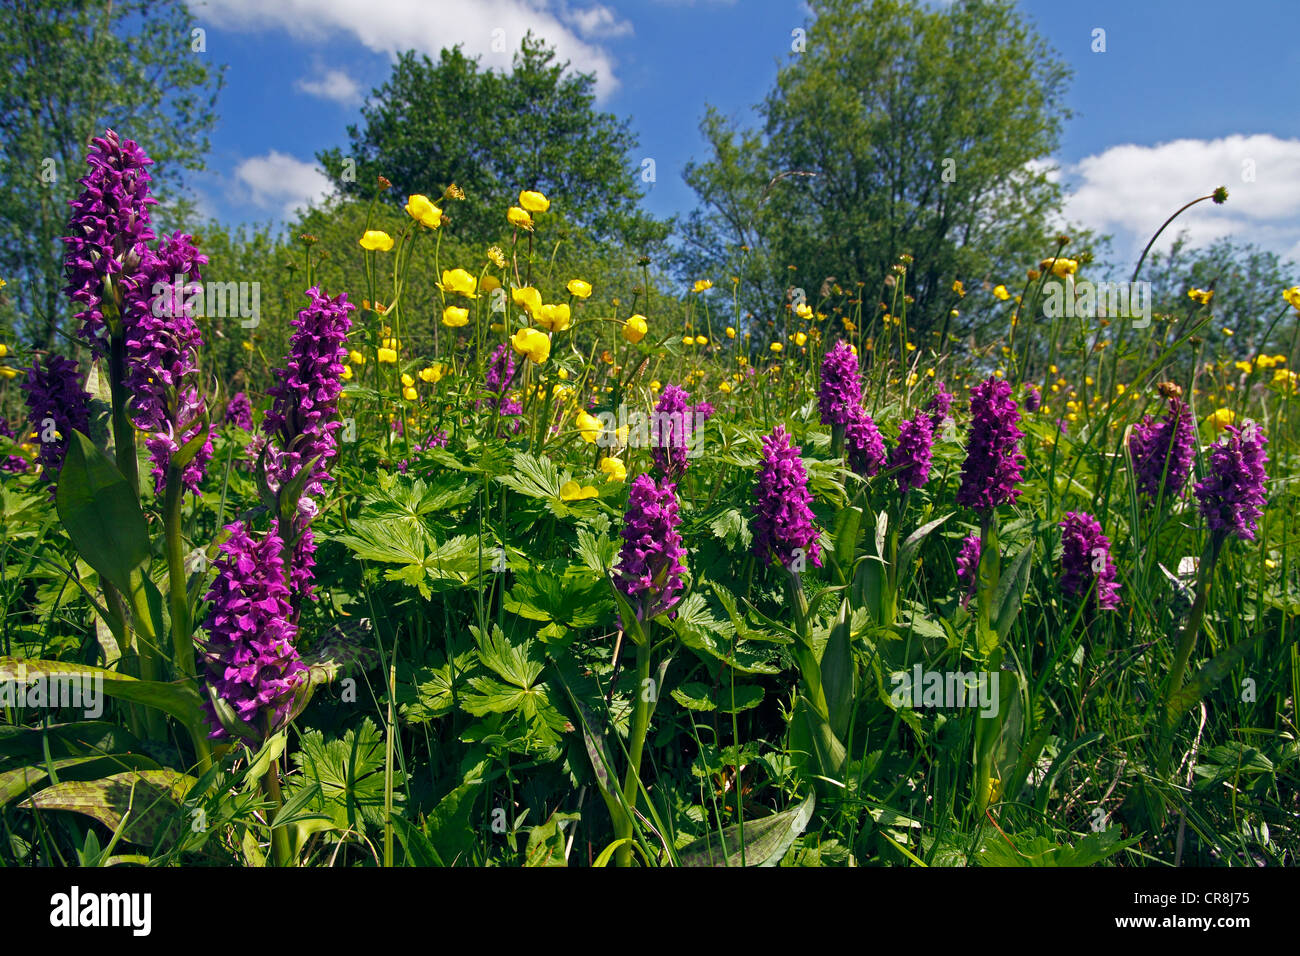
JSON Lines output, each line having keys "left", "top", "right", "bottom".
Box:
{"left": 614, "top": 635, "right": 653, "bottom": 867}
{"left": 107, "top": 332, "right": 140, "bottom": 496}
{"left": 263, "top": 759, "right": 293, "bottom": 867}
{"left": 162, "top": 467, "right": 191, "bottom": 676}
{"left": 1160, "top": 535, "right": 1223, "bottom": 771}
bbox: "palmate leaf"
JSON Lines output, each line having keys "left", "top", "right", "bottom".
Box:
{"left": 334, "top": 519, "right": 482, "bottom": 598}
{"left": 288, "top": 718, "right": 402, "bottom": 833}
{"left": 496, "top": 451, "right": 566, "bottom": 500}
{"left": 363, "top": 470, "right": 478, "bottom": 519}
{"left": 574, "top": 527, "right": 618, "bottom": 574}
{"left": 707, "top": 508, "right": 752, "bottom": 551}
{"left": 976, "top": 826, "right": 1139, "bottom": 867}
{"left": 503, "top": 566, "right": 612, "bottom": 630}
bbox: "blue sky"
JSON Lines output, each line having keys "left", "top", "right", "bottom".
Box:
{"left": 190, "top": 0, "right": 1300, "bottom": 266}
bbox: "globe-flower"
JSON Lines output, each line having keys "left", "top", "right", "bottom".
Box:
{"left": 405, "top": 194, "right": 441, "bottom": 229}
{"left": 538, "top": 303, "right": 571, "bottom": 332}
{"left": 567, "top": 279, "right": 592, "bottom": 299}
{"left": 439, "top": 268, "right": 477, "bottom": 298}
{"left": 600, "top": 457, "right": 627, "bottom": 482}
{"left": 725, "top": 327, "right": 736, "bottom": 338}
{"left": 511, "top": 326, "right": 551, "bottom": 364}
{"left": 792, "top": 332, "right": 807, "bottom": 347}
{"left": 576, "top": 410, "right": 604, "bottom": 444}
{"left": 1040, "top": 257, "right": 1078, "bottom": 278}
{"left": 559, "top": 480, "right": 598, "bottom": 502}
{"left": 348, "top": 349, "right": 365, "bottom": 365}
{"left": 442, "top": 306, "right": 470, "bottom": 327}
{"left": 519, "top": 190, "right": 549, "bottom": 213}
{"left": 512, "top": 285, "right": 542, "bottom": 317}
{"left": 507, "top": 206, "right": 534, "bottom": 230}
{"left": 770, "top": 342, "right": 783, "bottom": 353}
{"left": 359, "top": 230, "right": 394, "bottom": 252}
{"left": 623, "top": 314, "right": 647, "bottom": 343}
{"left": 1284, "top": 286, "right": 1300, "bottom": 312}
{"left": 377, "top": 347, "right": 397, "bottom": 364}
{"left": 993, "top": 285, "right": 1011, "bottom": 301}
{"left": 420, "top": 363, "right": 447, "bottom": 384}
{"left": 1206, "top": 407, "right": 1234, "bottom": 431}
{"left": 692, "top": 279, "right": 713, "bottom": 293}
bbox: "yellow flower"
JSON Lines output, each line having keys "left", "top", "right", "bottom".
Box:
{"left": 348, "top": 349, "right": 365, "bottom": 365}
{"left": 537, "top": 303, "right": 571, "bottom": 332}
{"left": 1222, "top": 328, "right": 1234, "bottom": 337}
{"left": 696, "top": 335, "right": 709, "bottom": 345}
{"left": 512, "top": 286, "right": 542, "bottom": 317}
{"left": 681, "top": 335, "right": 694, "bottom": 346}
{"left": 507, "top": 206, "right": 534, "bottom": 230}
{"left": 419, "top": 364, "right": 446, "bottom": 384}
{"left": 442, "top": 306, "right": 470, "bottom": 327}
{"left": 242, "top": 341, "right": 254, "bottom": 352}
{"left": 792, "top": 332, "right": 807, "bottom": 346}
{"left": 519, "top": 190, "right": 549, "bottom": 213}
{"left": 623, "top": 314, "right": 648, "bottom": 344}
{"left": 1188, "top": 287, "right": 1214, "bottom": 305}
{"left": 558, "top": 368, "right": 569, "bottom": 380}
{"left": 576, "top": 411, "right": 604, "bottom": 444}
{"left": 1206, "top": 407, "right": 1235, "bottom": 431}
{"left": 439, "top": 268, "right": 478, "bottom": 298}
{"left": 952, "top": 279, "right": 965, "bottom": 297}
{"left": 567, "top": 279, "right": 592, "bottom": 299}
{"left": 359, "top": 230, "right": 394, "bottom": 252}
{"left": 599, "top": 457, "right": 626, "bottom": 482}
{"left": 770, "top": 342, "right": 783, "bottom": 353}
{"left": 794, "top": 303, "right": 813, "bottom": 320}
{"left": 906, "top": 372, "right": 918, "bottom": 387}
{"left": 559, "top": 481, "right": 598, "bottom": 502}
{"left": 377, "top": 347, "right": 397, "bottom": 364}
{"left": 341, "top": 365, "right": 353, "bottom": 381}
{"left": 487, "top": 246, "right": 507, "bottom": 268}
{"left": 405, "top": 194, "right": 441, "bottom": 229}
{"left": 650, "top": 380, "right": 661, "bottom": 391}
{"left": 725, "top": 326, "right": 736, "bottom": 339}
{"left": 993, "top": 285, "right": 1010, "bottom": 301}
{"left": 719, "top": 380, "right": 732, "bottom": 394}
{"left": 1283, "top": 286, "right": 1300, "bottom": 311}
{"left": 693, "top": 279, "right": 713, "bottom": 293}
{"left": 403, "top": 386, "right": 418, "bottom": 401}
{"left": 512, "top": 327, "right": 551, "bottom": 364}
{"left": 1234, "top": 360, "right": 1253, "bottom": 375}
{"left": 481, "top": 274, "right": 502, "bottom": 293}
{"left": 1040, "top": 257, "right": 1077, "bottom": 278}
{"left": 0, "top": 344, "right": 7, "bottom": 358}
{"left": 401, "top": 373, "right": 415, "bottom": 387}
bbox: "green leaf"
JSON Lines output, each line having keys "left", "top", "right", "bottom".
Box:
{"left": 670, "top": 682, "right": 717, "bottom": 711}
{"left": 1166, "top": 634, "right": 1265, "bottom": 725}
{"left": 995, "top": 542, "right": 1034, "bottom": 636}
{"left": 19, "top": 770, "right": 197, "bottom": 847}
{"left": 1, "top": 753, "right": 161, "bottom": 806}
{"left": 55, "top": 431, "right": 150, "bottom": 596}
{"left": 708, "top": 508, "right": 753, "bottom": 551}
{"left": 525, "top": 810, "right": 578, "bottom": 866}
{"left": 898, "top": 511, "right": 954, "bottom": 568}
{"left": 288, "top": 719, "right": 403, "bottom": 832}
{"left": 0, "top": 659, "right": 204, "bottom": 731}
{"left": 829, "top": 505, "right": 862, "bottom": 584}
{"left": 424, "top": 772, "right": 486, "bottom": 865}
{"left": 678, "top": 795, "right": 815, "bottom": 867}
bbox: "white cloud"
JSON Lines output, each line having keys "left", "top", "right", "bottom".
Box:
{"left": 196, "top": 0, "right": 625, "bottom": 99}
{"left": 564, "top": 4, "right": 632, "bottom": 39}
{"left": 234, "top": 151, "right": 334, "bottom": 218}
{"left": 295, "top": 67, "right": 364, "bottom": 106}
{"left": 1059, "top": 135, "right": 1300, "bottom": 263}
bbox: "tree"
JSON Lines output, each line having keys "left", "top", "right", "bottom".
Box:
{"left": 0, "top": 0, "right": 223, "bottom": 348}
{"left": 318, "top": 35, "right": 667, "bottom": 249}
{"left": 679, "top": 0, "right": 1075, "bottom": 338}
